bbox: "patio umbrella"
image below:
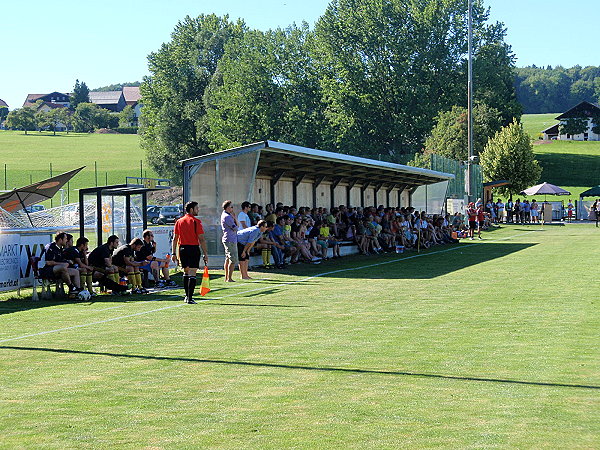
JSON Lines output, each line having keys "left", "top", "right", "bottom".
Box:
{"left": 579, "top": 185, "right": 600, "bottom": 198}
{"left": 520, "top": 182, "right": 571, "bottom": 197}
{"left": 0, "top": 167, "right": 84, "bottom": 225}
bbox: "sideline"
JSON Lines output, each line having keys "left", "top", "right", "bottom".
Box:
{"left": 0, "top": 231, "right": 536, "bottom": 344}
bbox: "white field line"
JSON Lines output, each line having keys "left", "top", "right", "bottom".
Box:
{"left": 0, "top": 231, "right": 536, "bottom": 344}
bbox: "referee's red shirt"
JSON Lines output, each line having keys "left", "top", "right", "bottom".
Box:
{"left": 174, "top": 214, "right": 204, "bottom": 245}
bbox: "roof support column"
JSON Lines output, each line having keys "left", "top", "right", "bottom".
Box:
{"left": 141, "top": 193, "right": 148, "bottom": 231}
{"left": 96, "top": 189, "right": 103, "bottom": 246}
{"left": 330, "top": 177, "right": 342, "bottom": 210}
{"left": 360, "top": 183, "right": 370, "bottom": 208}
{"left": 125, "top": 195, "right": 132, "bottom": 243}
{"left": 387, "top": 184, "right": 397, "bottom": 208}
{"left": 346, "top": 179, "right": 358, "bottom": 208}
{"left": 293, "top": 173, "right": 305, "bottom": 208}
{"left": 79, "top": 190, "right": 85, "bottom": 240}
{"left": 312, "top": 176, "right": 325, "bottom": 208}
{"left": 270, "top": 170, "right": 285, "bottom": 206}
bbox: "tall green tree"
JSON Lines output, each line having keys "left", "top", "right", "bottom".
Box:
{"left": 73, "top": 103, "right": 111, "bottom": 132}
{"left": 47, "top": 108, "right": 70, "bottom": 135}
{"left": 5, "top": 107, "right": 36, "bottom": 134}
{"left": 140, "top": 14, "right": 246, "bottom": 183}
{"left": 118, "top": 105, "right": 136, "bottom": 127}
{"left": 70, "top": 79, "right": 90, "bottom": 110}
{"left": 206, "top": 24, "right": 326, "bottom": 151}
{"left": 312, "top": 0, "right": 517, "bottom": 159}
{"left": 479, "top": 120, "right": 541, "bottom": 196}
{"left": 412, "top": 103, "right": 503, "bottom": 166}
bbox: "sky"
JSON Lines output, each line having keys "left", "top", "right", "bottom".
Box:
{"left": 1, "top": 0, "right": 597, "bottom": 110}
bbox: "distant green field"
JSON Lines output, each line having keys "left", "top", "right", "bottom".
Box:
{"left": 522, "top": 113, "right": 559, "bottom": 140}
{"left": 521, "top": 114, "right": 600, "bottom": 198}
{"left": 0, "top": 130, "right": 156, "bottom": 207}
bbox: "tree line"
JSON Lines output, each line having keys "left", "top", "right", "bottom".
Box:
{"left": 515, "top": 65, "right": 600, "bottom": 114}
{"left": 140, "top": 0, "right": 522, "bottom": 184}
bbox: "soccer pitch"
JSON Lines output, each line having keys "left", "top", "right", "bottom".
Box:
{"left": 1, "top": 225, "right": 598, "bottom": 448}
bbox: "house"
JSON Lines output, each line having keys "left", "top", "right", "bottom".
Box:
{"left": 88, "top": 91, "right": 126, "bottom": 112}
{"left": 541, "top": 123, "right": 559, "bottom": 140}
{"left": 23, "top": 92, "right": 70, "bottom": 108}
{"left": 554, "top": 101, "right": 600, "bottom": 141}
{"left": 0, "top": 98, "right": 8, "bottom": 109}
{"left": 123, "top": 86, "right": 142, "bottom": 122}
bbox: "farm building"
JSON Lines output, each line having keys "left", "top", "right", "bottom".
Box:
{"left": 182, "top": 141, "right": 454, "bottom": 257}
{"left": 554, "top": 101, "right": 600, "bottom": 141}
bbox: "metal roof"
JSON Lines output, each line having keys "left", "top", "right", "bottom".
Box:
{"left": 181, "top": 141, "right": 454, "bottom": 188}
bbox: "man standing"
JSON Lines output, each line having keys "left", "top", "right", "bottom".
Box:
{"left": 172, "top": 201, "right": 209, "bottom": 304}
{"left": 237, "top": 201, "right": 251, "bottom": 229}
{"left": 221, "top": 200, "right": 239, "bottom": 282}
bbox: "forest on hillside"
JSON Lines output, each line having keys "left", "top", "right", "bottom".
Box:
{"left": 514, "top": 65, "right": 600, "bottom": 114}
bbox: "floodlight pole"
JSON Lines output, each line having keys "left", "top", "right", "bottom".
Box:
{"left": 467, "top": 0, "right": 474, "bottom": 201}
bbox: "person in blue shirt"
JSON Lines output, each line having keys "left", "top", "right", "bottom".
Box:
{"left": 236, "top": 220, "right": 268, "bottom": 280}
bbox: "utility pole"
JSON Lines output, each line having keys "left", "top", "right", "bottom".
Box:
{"left": 467, "top": 0, "right": 474, "bottom": 200}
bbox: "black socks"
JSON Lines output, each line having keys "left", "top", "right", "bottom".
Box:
{"left": 187, "top": 276, "right": 197, "bottom": 299}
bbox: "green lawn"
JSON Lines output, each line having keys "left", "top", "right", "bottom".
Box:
{"left": 0, "top": 130, "right": 155, "bottom": 207}
{"left": 522, "top": 114, "right": 600, "bottom": 198}
{"left": 1, "top": 225, "right": 599, "bottom": 448}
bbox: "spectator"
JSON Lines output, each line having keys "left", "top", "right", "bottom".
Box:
{"left": 467, "top": 202, "right": 477, "bottom": 240}
{"left": 496, "top": 199, "right": 505, "bottom": 224}
{"left": 40, "top": 232, "right": 81, "bottom": 297}
{"left": 523, "top": 200, "right": 531, "bottom": 223}
{"left": 514, "top": 199, "right": 522, "bottom": 224}
{"left": 221, "top": 200, "right": 239, "bottom": 282}
{"left": 171, "top": 201, "right": 209, "bottom": 304}
{"left": 238, "top": 201, "right": 252, "bottom": 229}
{"left": 237, "top": 219, "right": 270, "bottom": 279}
{"left": 530, "top": 199, "right": 539, "bottom": 224}
{"left": 506, "top": 198, "right": 514, "bottom": 223}
{"left": 567, "top": 199, "right": 575, "bottom": 222}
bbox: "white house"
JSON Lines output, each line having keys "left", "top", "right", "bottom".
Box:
{"left": 555, "top": 101, "right": 600, "bottom": 141}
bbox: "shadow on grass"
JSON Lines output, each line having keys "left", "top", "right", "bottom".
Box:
{"left": 537, "top": 152, "right": 600, "bottom": 186}
{"left": 1, "top": 345, "right": 597, "bottom": 391}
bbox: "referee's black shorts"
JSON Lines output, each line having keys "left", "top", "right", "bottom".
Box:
{"left": 179, "top": 245, "right": 201, "bottom": 269}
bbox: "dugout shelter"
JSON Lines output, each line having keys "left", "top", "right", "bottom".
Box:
{"left": 181, "top": 141, "right": 454, "bottom": 257}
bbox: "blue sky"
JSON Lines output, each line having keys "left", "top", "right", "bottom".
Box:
{"left": 1, "top": 0, "right": 597, "bottom": 110}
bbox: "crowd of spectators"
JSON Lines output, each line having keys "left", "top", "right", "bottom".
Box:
{"left": 221, "top": 201, "right": 463, "bottom": 274}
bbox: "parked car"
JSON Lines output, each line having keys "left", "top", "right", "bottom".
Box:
{"left": 147, "top": 205, "right": 161, "bottom": 224}
{"left": 157, "top": 205, "right": 182, "bottom": 224}
{"left": 25, "top": 204, "right": 45, "bottom": 213}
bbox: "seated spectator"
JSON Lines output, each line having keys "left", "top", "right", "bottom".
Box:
{"left": 136, "top": 229, "right": 177, "bottom": 288}
{"left": 319, "top": 221, "right": 341, "bottom": 259}
{"left": 40, "top": 231, "right": 81, "bottom": 297}
{"left": 64, "top": 235, "right": 95, "bottom": 295}
{"left": 112, "top": 238, "right": 146, "bottom": 294}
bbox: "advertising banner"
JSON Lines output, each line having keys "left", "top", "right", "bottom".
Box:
{"left": 19, "top": 234, "right": 52, "bottom": 288}
{"left": 0, "top": 234, "right": 21, "bottom": 292}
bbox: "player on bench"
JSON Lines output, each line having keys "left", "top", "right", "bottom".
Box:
{"left": 64, "top": 234, "right": 95, "bottom": 296}
{"left": 88, "top": 235, "right": 121, "bottom": 293}
{"left": 112, "top": 238, "right": 146, "bottom": 294}
{"left": 39, "top": 231, "right": 81, "bottom": 298}
{"left": 136, "top": 229, "right": 177, "bottom": 288}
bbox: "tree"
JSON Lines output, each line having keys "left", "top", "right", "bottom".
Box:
{"left": 118, "top": 105, "right": 136, "bottom": 127}
{"left": 559, "top": 116, "right": 588, "bottom": 136}
{"left": 419, "top": 103, "right": 503, "bottom": 163}
{"left": 479, "top": 120, "right": 541, "bottom": 196}
{"left": 70, "top": 79, "right": 90, "bottom": 110}
{"left": 47, "top": 108, "right": 69, "bottom": 135}
{"left": 311, "top": 0, "right": 518, "bottom": 159}
{"left": 140, "top": 14, "right": 246, "bottom": 184}
{"left": 206, "top": 24, "right": 327, "bottom": 151}
{"left": 73, "top": 103, "right": 112, "bottom": 132}
{"left": 5, "top": 107, "right": 36, "bottom": 134}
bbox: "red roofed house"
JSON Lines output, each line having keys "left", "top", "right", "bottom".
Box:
{"left": 23, "top": 92, "right": 70, "bottom": 108}
{"left": 122, "top": 86, "right": 142, "bottom": 123}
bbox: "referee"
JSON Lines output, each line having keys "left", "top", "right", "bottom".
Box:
{"left": 171, "top": 201, "right": 209, "bottom": 304}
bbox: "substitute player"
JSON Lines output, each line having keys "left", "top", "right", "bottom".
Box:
{"left": 171, "top": 201, "right": 209, "bottom": 304}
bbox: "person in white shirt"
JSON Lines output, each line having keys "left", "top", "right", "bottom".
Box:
{"left": 237, "top": 201, "right": 251, "bottom": 229}
{"left": 496, "top": 200, "right": 505, "bottom": 224}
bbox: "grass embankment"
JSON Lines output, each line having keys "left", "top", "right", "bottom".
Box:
{"left": 522, "top": 114, "right": 600, "bottom": 199}
{"left": 0, "top": 130, "right": 155, "bottom": 207}
{"left": 1, "top": 225, "right": 599, "bottom": 447}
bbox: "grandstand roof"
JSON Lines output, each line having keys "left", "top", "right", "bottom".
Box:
{"left": 181, "top": 140, "right": 454, "bottom": 188}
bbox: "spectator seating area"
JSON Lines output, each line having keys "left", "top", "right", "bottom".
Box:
{"left": 243, "top": 202, "right": 463, "bottom": 269}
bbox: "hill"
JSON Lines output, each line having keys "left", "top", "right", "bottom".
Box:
{"left": 522, "top": 114, "right": 600, "bottom": 199}
{"left": 0, "top": 130, "right": 159, "bottom": 207}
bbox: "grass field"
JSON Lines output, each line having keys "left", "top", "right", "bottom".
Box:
{"left": 0, "top": 130, "right": 153, "bottom": 207}
{"left": 522, "top": 114, "right": 600, "bottom": 199}
{"left": 1, "top": 225, "right": 599, "bottom": 447}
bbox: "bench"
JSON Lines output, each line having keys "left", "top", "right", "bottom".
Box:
{"left": 30, "top": 256, "right": 65, "bottom": 301}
